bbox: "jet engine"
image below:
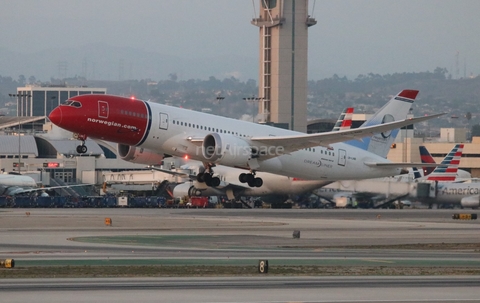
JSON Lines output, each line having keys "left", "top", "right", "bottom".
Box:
{"left": 117, "top": 144, "right": 164, "bottom": 165}
{"left": 460, "top": 196, "right": 480, "bottom": 209}
{"left": 202, "top": 133, "right": 253, "bottom": 167}
{"left": 172, "top": 183, "right": 223, "bottom": 198}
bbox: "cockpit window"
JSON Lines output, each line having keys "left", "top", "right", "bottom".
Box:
{"left": 63, "top": 100, "right": 82, "bottom": 108}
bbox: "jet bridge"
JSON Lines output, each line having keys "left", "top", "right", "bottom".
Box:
{"left": 316, "top": 176, "right": 436, "bottom": 208}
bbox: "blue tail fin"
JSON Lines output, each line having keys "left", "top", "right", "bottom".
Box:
{"left": 346, "top": 89, "right": 418, "bottom": 158}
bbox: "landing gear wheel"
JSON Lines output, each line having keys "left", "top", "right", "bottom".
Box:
{"left": 203, "top": 173, "right": 212, "bottom": 184}
{"left": 210, "top": 177, "right": 221, "bottom": 187}
{"left": 76, "top": 144, "right": 87, "bottom": 154}
{"left": 239, "top": 173, "right": 248, "bottom": 183}
{"left": 254, "top": 177, "right": 263, "bottom": 187}
{"left": 197, "top": 172, "right": 205, "bottom": 182}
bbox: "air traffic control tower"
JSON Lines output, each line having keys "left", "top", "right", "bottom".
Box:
{"left": 251, "top": 0, "right": 316, "bottom": 132}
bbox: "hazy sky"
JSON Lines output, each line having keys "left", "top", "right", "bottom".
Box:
{"left": 1, "top": 0, "right": 480, "bottom": 80}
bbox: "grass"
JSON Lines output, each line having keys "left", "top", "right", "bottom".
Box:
{"left": 2, "top": 265, "right": 480, "bottom": 278}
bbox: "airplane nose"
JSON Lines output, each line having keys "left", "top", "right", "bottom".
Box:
{"left": 49, "top": 107, "right": 63, "bottom": 125}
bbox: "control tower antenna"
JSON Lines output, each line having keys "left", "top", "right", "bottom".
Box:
{"left": 455, "top": 51, "right": 460, "bottom": 79}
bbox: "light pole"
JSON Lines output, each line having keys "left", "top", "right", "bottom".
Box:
{"left": 8, "top": 93, "right": 31, "bottom": 172}
{"left": 243, "top": 96, "right": 264, "bottom": 122}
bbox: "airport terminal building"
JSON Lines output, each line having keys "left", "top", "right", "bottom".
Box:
{"left": 13, "top": 85, "right": 107, "bottom": 118}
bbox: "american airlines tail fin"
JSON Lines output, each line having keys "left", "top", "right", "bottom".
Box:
{"left": 424, "top": 144, "right": 464, "bottom": 181}
{"left": 332, "top": 107, "right": 354, "bottom": 131}
{"left": 346, "top": 89, "right": 418, "bottom": 158}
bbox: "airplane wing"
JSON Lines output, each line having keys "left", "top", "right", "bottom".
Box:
{"left": 251, "top": 113, "right": 444, "bottom": 157}
{"left": 8, "top": 183, "right": 94, "bottom": 195}
{"left": 148, "top": 166, "right": 196, "bottom": 179}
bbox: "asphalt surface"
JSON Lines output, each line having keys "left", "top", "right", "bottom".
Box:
{"left": 1, "top": 208, "right": 480, "bottom": 302}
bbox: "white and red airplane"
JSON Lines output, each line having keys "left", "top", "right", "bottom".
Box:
{"left": 48, "top": 90, "right": 442, "bottom": 186}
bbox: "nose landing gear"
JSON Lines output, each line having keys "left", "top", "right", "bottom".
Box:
{"left": 74, "top": 133, "right": 88, "bottom": 154}
{"left": 76, "top": 144, "right": 87, "bottom": 154}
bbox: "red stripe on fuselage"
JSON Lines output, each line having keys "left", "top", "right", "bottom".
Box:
{"left": 56, "top": 95, "right": 148, "bottom": 146}
{"left": 427, "top": 176, "right": 456, "bottom": 181}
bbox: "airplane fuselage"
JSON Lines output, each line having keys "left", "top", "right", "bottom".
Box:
{"left": 0, "top": 174, "right": 37, "bottom": 187}
{"left": 417, "top": 182, "right": 480, "bottom": 205}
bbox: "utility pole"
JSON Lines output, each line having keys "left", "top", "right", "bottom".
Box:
{"left": 8, "top": 93, "right": 31, "bottom": 172}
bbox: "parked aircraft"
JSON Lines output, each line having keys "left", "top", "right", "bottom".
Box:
{"left": 48, "top": 90, "right": 442, "bottom": 187}
{"left": 0, "top": 173, "right": 38, "bottom": 195}
{"left": 316, "top": 144, "right": 465, "bottom": 208}
{"left": 412, "top": 145, "right": 480, "bottom": 208}
{"left": 0, "top": 172, "right": 91, "bottom": 196}
{"left": 419, "top": 144, "right": 471, "bottom": 180}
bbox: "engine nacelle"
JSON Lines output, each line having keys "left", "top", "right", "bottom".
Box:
{"left": 172, "top": 183, "right": 198, "bottom": 198}
{"left": 461, "top": 196, "right": 480, "bottom": 208}
{"left": 202, "top": 133, "right": 253, "bottom": 167}
{"left": 117, "top": 144, "right": 164, "bottom": 165}
{"left": 172, "top": 183, "right": 223, "bottom": 198}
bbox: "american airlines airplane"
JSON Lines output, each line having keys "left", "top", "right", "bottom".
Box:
{"left": 419, "top": 144, "right": 471, "bottom": 181}
{"left": 48, "top": 90, "right": 442, "bottom": 186}
{"left": 316, "top": 144, "right": 469, "bottom": 208}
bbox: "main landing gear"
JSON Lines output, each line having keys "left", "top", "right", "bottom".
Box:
{"left": 239, "top": 173, "right": 263, "bottom": 188}
{"left": 74, "top": 133, "right": 88, "bottom": 154}
{"left": 196, "top": 169, "right": 221, "bottom": 187}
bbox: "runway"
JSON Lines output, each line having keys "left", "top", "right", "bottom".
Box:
{"left": 1, "top": 208, "right": 480, "bottom": 302}
{"left": 2, "top": 277, "right": 480, "bottom": 303}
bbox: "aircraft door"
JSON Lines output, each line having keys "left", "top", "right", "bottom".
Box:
{"left": 338, "top": 149, "right": 346, "bottom": 166}
{"left": 159, "top": 113, "right": 168, "bottom": 130}
{"left": 98, "top": 101, "right": 109, "bottom": 118}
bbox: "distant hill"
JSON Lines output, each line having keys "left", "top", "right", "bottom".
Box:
{"left": 0, "top": 43, "right": 257, "bottom": 81}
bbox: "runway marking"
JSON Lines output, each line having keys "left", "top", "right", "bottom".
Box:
{"left": 361, "top": 258, "right": 395, "bottom": 264}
